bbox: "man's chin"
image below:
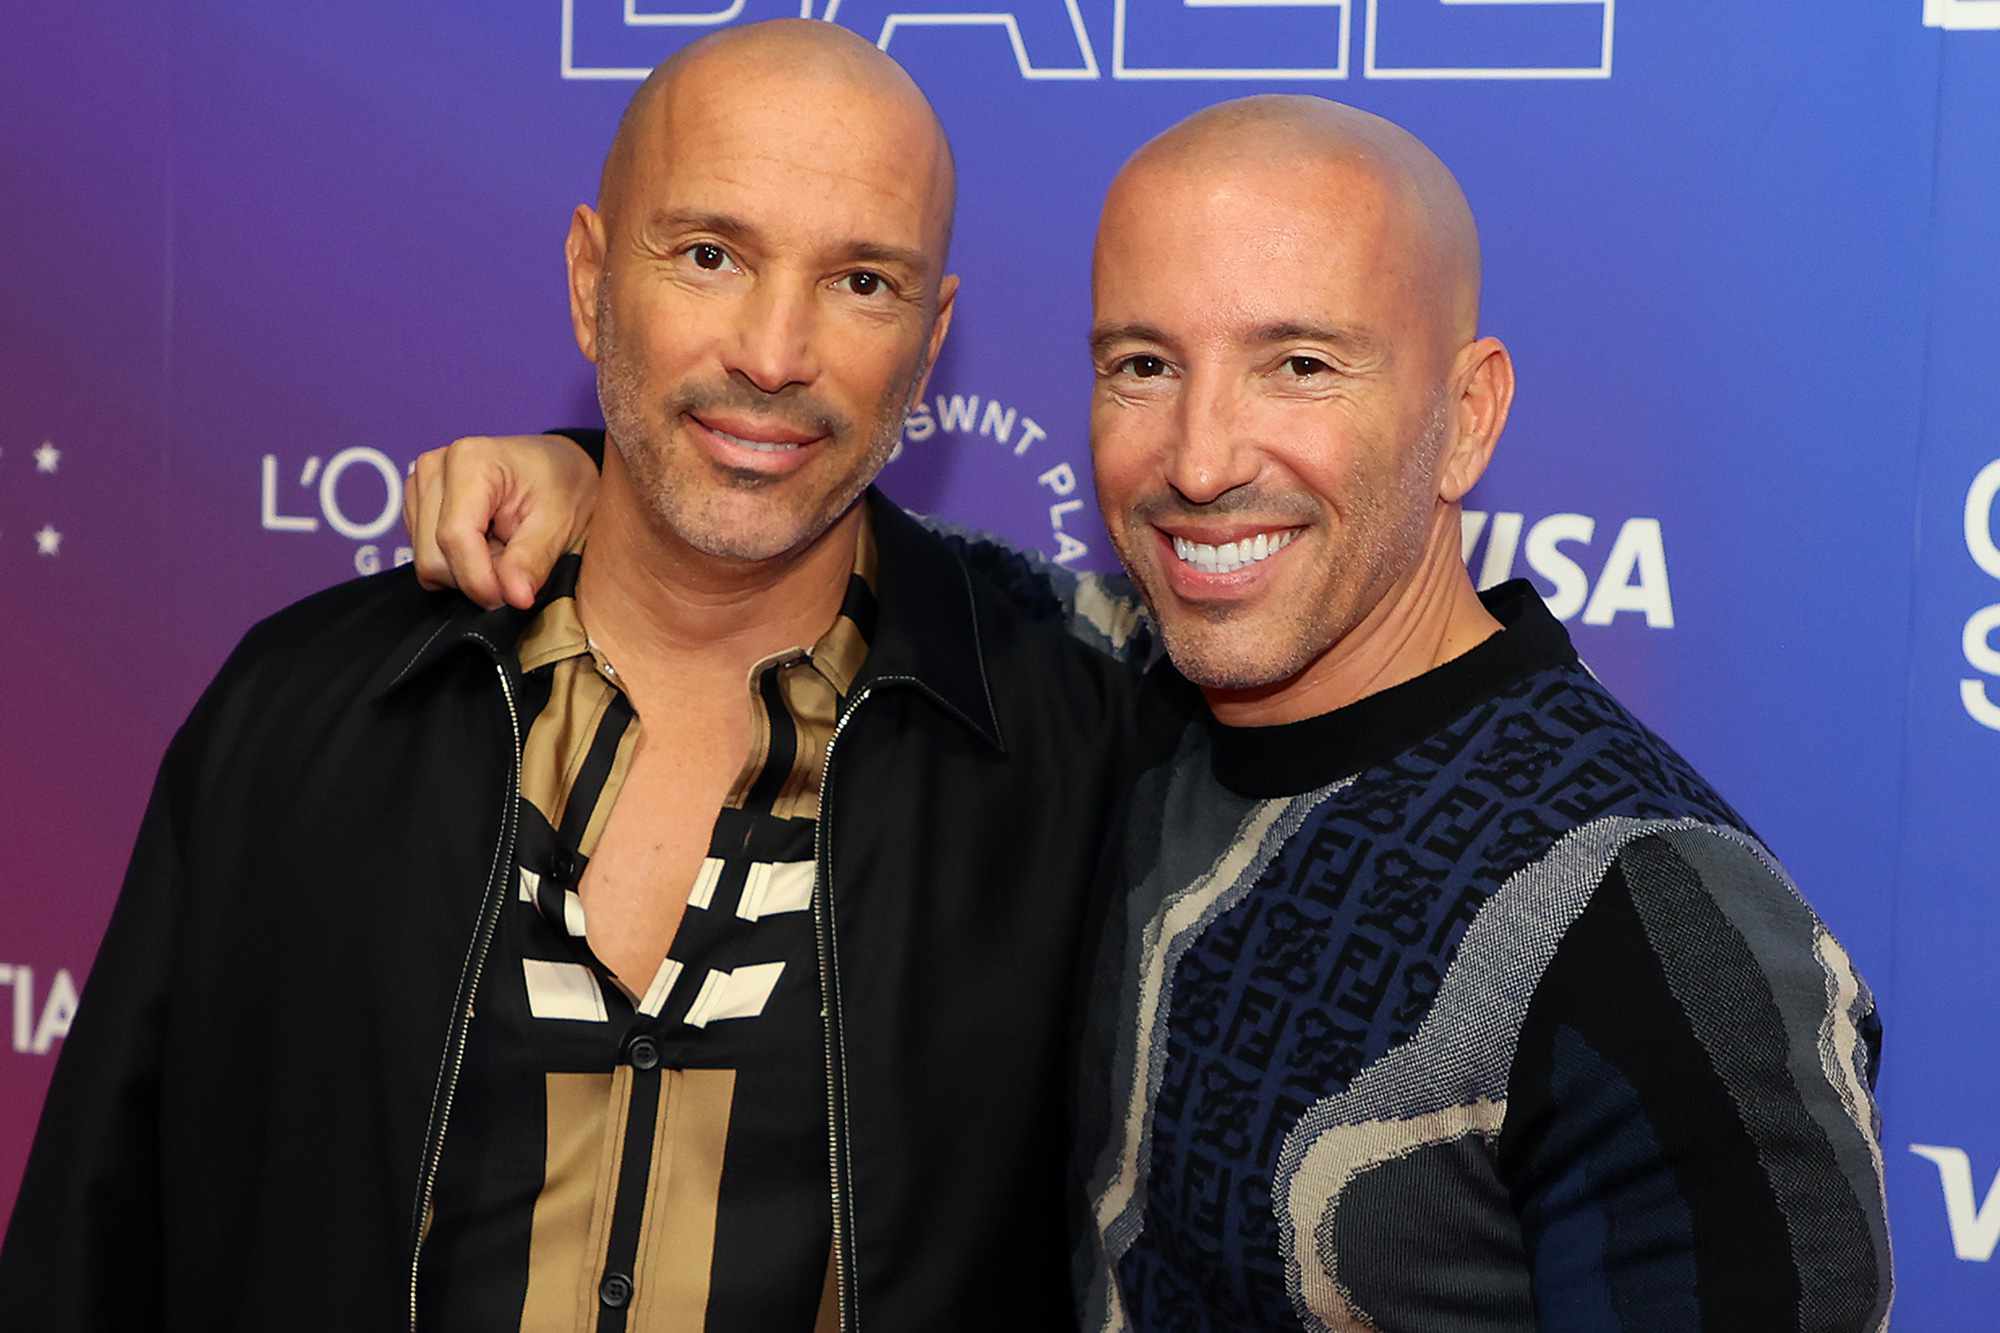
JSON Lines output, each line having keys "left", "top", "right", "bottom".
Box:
{"left": 678, "top": 521, "right": 822, "bottom": 565}
{"left": 659, "top": 490, "right": 858, "bottom": 566}
{"left": 1126, "top": 565, "right": 1273, "bottom": 680}
{"left": 1155, "top": 618, "right": 1309, "bottom": 696}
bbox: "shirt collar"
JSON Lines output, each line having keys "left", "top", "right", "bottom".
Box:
{"left": 509, "top": 515, "right": 880, "bottom": 692}
{"left": 369, "top": 494, "right": 1007, "bottom": 745}
{"left": 512, "top": 550, "right": 591, "bottom": 674}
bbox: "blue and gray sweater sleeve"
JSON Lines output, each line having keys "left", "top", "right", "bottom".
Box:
{"left": 913, "top": 516, "right": 1158, "bottom": 671}
{"left": 1502, "top": 827, "right": 1892, "bottom": 1331}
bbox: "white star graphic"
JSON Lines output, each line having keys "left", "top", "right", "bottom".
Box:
{"left": 35, "top": 525, "right": 62, "bottom": 557}
{"left": 34, "top": 441, "right": 61, "bottom": 474}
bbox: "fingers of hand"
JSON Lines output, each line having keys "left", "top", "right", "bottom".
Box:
{"left": 435, "top": 439, "right": 508, "bottom": 610}
{"left": 493, "top": 506, "right": 573, "bottom": 611}
{"left": 408, "top": 448, "right": 455, "bottom": 592}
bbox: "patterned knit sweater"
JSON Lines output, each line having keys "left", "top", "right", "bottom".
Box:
{"left": 1071, "top": 581, "right": 1893, "bottom": 1332}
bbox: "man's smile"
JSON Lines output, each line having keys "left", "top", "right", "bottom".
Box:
{"left": 1165, "top": 527, "right": 1301, "bottom": 574}
{"left": 1151, "top": 523, "right": 1305, "bottom": 596}
{"left": 685, "top": 410, "right": 826, "bottom": 474}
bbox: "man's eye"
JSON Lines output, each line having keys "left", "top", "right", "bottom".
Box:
{"left": 843, "top": 271, "right": 885, "bottom": 297}
{"left": 1286, "top": 356, "right": 1330, "bottom": 378}
{"left": 688, "top": 243, "right": 729, "bottom": 271}
{"left": 1121, "top": 355, "right": 1169, "bottom": 379}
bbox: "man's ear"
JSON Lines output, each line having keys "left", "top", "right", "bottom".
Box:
{"left": 911, "top": 273, "right": 959, "bottom": 404}
{"left": 1437, "top": 336, "right": 1515, "bottom": 504}
{"left": 565, "top": 204, "right": 608, "bottom": 364}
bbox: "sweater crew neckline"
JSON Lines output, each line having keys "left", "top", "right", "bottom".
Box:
{"left": 1206, "top": 579, "right": 1577, "bottom": 799}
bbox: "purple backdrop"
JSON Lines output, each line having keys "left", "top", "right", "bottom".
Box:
{"left": 3, "top": 2, "right": 1997, "bottom": 1319}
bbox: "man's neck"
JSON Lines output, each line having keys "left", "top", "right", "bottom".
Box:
{"left": 574, "top": 457, "right": 861, "bottom": 713}
{"left": 1204, "top": 511, "right": 1501, "bottom": 729}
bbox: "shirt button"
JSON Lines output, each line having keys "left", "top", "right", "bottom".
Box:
{"left": 550, "top": 848, "right": 583, "bottom": 884}
{"left": 627, "top": 1035, "right": 660, "bottom": 1071}
{"left": 599, "top": 1273, "right": 633, "bottom": 1309}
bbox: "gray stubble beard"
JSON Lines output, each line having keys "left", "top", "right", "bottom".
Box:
{"left": 593, "top": 281, "right": 923, "bottom": 565}
{"left": 1124, "top": 387, "right": 1453, "bottom": 695}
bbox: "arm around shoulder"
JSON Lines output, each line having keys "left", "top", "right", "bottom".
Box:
{"left": 923, "top": 517, "right": 1157, "bottom": 671}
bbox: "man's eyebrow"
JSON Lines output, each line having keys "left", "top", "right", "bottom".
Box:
{"left": 836, "top": 240, "right": 930, "bottom": 274}
{"left": 1088, "top": 322, "right": 1174, "bottom": 357}
{"left": 647, "top": 208, "right": 763, "bottom": 244}
{"left": 1248, "top": 321, "right": 1386, "bottom": 360}
{"left": 645, "top": 211, "right": 928, "bottom": 273}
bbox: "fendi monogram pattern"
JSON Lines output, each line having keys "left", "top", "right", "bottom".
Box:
{"left": 1086, "top": 636, "right": 1888, "bottom": 1333}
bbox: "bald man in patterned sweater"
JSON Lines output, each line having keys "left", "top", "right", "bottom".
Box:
{"left": 1065, "top": 95, "right": 1890, "bottom": 1332}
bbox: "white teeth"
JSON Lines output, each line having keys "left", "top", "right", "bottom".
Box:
{"left": 715, "top": 428, "right": 801, "bottom": 453}
{"left": 1169, "top": 528, "right": 1297, "bottom": 575}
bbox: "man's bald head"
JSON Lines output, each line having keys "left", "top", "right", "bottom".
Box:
{"left": 1107, "top": 94, "right": 1481, "bottom": 346}
{"left": 1088, "top": 95, "right": 1515, "bottom": 718}
{"left": 599, "top": 20, "right": 956, "bottom": 262}
{"left": 561, "top": 19, "right": 963, "bottom": 575}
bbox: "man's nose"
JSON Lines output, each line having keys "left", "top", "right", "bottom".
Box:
{"left": 725, "top": 277, "right": 820, "bottom": 394}
{"left": 1163, "top": 375, "right": 1260, "bottom": 505}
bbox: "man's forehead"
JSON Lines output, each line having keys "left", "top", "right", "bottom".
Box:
{"left": 634, "top": 167, "right": 936, "bottom": 258}
{"left": 1094, "top": 109, "right": 1479, "bottom": 345}
{"left": 1122, "top": 147, "right": 1400, "bottom": 225}
{"left": 656, "top": 95, "right": 907, "bottom": 184}
{"left": 1104, "top": 173, "right": 1402, "bottom": 303}
{"left": 630, "top": 97, "right": 942, "bottom": 250}
{"left": 1094, "top": 205, "right": 1406, "bottom": 342}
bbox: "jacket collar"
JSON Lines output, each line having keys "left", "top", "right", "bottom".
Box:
{"left": 366, "top": 589, "right": 541, "bottom": 702}
{"left": 366, "top": 490, "right": 1004, "bottom": 752}
{"left": 852, "top": 489, "right": 1004, "bottom": 751}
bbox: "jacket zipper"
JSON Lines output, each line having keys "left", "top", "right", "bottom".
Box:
{"left": 814, "top": 683, "right": 877, "bottom": 1333}
{"left": 815, "top": 673, "right": 986, "bottom": 1333}
{"left": 408, "top": 657, "right": 524, "bottom": 1331}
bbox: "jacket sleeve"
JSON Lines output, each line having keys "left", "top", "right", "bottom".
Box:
{"left": 1502, "top": 828, "right": 1892, "bottom": 1332}
{"left": 0, "top": 753, "right": 185, "bottom": 1327}
{"left": 548, "top": 425, "right": 605, "bottom": 470}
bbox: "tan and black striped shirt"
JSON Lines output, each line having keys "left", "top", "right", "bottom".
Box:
{"left": 418, "top": 520, "right": 878, "bottom": 1332}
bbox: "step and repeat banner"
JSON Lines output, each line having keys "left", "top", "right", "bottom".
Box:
{"left": 3, "top": 1, "right": 1996, "bottom": 1320}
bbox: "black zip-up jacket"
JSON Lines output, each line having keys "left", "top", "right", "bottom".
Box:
{"left": 0, "top": 491, "right": 1167, "bottom": 1331}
